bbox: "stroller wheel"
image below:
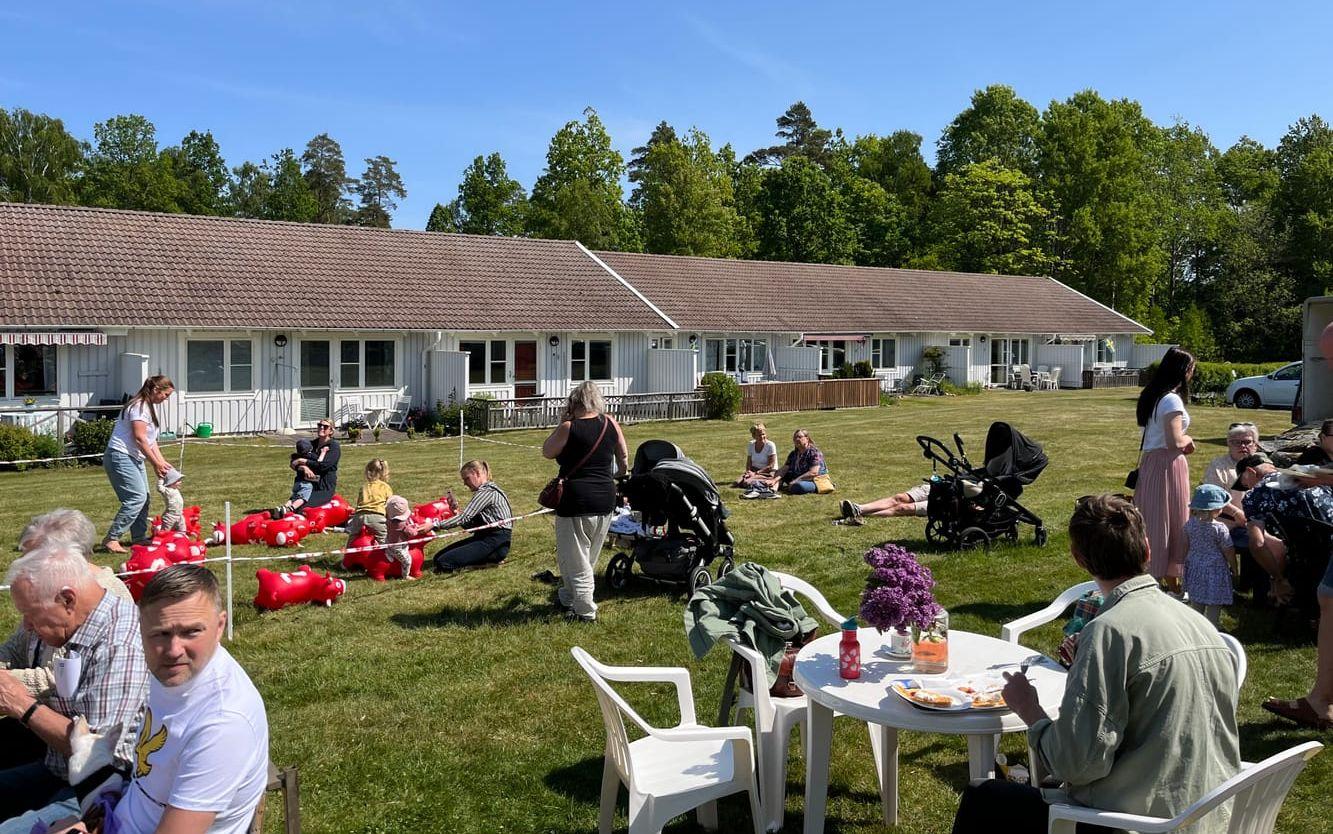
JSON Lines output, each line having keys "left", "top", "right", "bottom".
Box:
{"left": 1003, "top": 526, "right": 1020, "bottom": 543}
{"left": 688, "top": 565, "right": 713, "bottom": 596}
{"left": 959, "top": 527, "right": 991, "bottom": 553}
{"left": 605, "top": 553, "right": 633, "bottom": 591}
{"left": 925, "top": 518, "right": 951, "bottom": 545}
{"left": 1034, "top": 526, "right": 1049, "bottom": 547}
{"left": 716, "top": 557, "right": 736, "bottom": 579}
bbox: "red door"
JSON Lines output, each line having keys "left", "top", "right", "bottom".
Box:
{"left": 514, "top": 341, "right": 537, "bottom": 398}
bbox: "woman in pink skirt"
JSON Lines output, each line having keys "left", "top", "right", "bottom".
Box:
{"left": 1133, "top": 346, "right": 1196, "bottom": 590}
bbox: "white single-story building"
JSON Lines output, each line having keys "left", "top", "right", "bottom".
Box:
{"left": 0, "top": 203, "right": 1154, "bottom": 434}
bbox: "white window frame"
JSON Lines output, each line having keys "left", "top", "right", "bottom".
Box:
{"left": 704, "top": 336, "right": 768, "bottom": 374}
{"left": 338, "top": 337, "right": 398, "bottom": 390}
{"left": 1096, "top": 338, "right": 1116, "bottom": 364}
{"left": 570, "top": 336, "right": 614, "bottom": 382}
{"left": 184, "top": 336, "right": 256, "bottom": 396}
{"left": 871, "top": 337, "right": 897, "bottom": 369}
{"left": 650, "top": 335, "right": 675, "bottom": 350}
{"left": 948, "top": 336, "right": 971, "bottom": 347}
{"left": 459, "top": 339, "right": 512, "bottom": 386}
{"left": 805, "top": 339, "right": 848, "bottom": 375}
{"left": 0, "top": 344, "right": 59, "bottom": 400}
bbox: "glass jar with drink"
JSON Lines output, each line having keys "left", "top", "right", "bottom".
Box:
{"left": 912, "top": 607, "right": 949, "bottom": 674}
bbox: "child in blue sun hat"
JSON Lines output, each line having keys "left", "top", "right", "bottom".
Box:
{"left": 1183, "top": 483, "right": 1238, "bottom": 627}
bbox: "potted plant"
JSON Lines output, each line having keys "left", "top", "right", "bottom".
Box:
{"left": 859, "top": 542, "right": 941, "bottom": 661}
{"left": 372, "top": 426, "right": 381, "bottom": 442}
{"left": 347, "top": 426, "right": 361, "bottom": 443}
{"left": 22, "top": 396, "right": 36, "bottom": 410}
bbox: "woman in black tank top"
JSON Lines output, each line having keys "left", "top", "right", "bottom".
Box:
{"left": 542, "top": 382, "right": 628, "bottom": 621}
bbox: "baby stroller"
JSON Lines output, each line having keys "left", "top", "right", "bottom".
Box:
{"left": 605, "top": 440, "right": 737, "bottom": 596}
{"left": 917, "top": 421, "right": 1049, "bottom": 552}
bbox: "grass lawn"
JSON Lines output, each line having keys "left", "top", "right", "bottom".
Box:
{"left": 0, "top": 389, "right": 1325, "bottom": 833}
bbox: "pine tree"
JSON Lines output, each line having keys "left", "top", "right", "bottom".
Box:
{"left": 301, "top": 133, "right": 352, "bottom": 224}
{"left": 351, "top": 155, "right": 407, "bottom": 228}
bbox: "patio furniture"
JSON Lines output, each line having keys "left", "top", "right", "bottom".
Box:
{"left": 1034, "top": 368, "right": 1052, "bottom": 390}
{"left": 911, "top": 373, "right": 944, "bottom": 395}
{"left": 337, "top": 397, "right": 368, "bottom": 430}
{"left": 794, "top": 629, "right": 1068, "bottom": 831}
{"left": 248, "top": 762, "right": 301, "bottom": 834}
{"left": 571, "top": 647, "right": 764, "bottom": 834}
{"left": 385, "top": 395, "right": 412, "bottom": 430}
{"left": 720, "top": 572, "right": 885, "bottom": 833}
{"left": 1046, "top": 741, "right": 1322, "bottom": 834}
{"left": 1045, "top": 367, "right": 1062, "bottom": 390}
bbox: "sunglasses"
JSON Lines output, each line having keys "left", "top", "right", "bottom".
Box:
{"left": 317, "top": 423, "right": 332, "bottom": 430}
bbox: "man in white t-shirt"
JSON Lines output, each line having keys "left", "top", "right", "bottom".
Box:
{"left": 64, "top": 565, "right": 269, "bottom": 834}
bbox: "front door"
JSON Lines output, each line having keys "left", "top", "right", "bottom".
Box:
{"left": 299, "top": 340, "right": 332, "bottom": 425}
{"left": 514, "top": 340, "right": 538, "bottom": 398}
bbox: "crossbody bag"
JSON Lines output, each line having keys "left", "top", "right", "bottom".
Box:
{"left": 539, "top": 416, "right": 610, "bottom": 510}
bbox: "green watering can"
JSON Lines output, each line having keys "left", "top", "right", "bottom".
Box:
{"left": 186, "top": 422, "right": 213, "bottom": 438}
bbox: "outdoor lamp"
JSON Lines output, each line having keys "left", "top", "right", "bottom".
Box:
{"left": 548, "top": 336, "right": 560, "bottom": 347}
{"left": 274, "top": 334, "right": 288, "bottom": 348}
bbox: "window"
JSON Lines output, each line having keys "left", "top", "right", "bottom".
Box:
{"left": 571, "top": 339, "right": 612, "bottom": 381}
{"left": 949, "top": 336, "right": 971, "bottom": 347}
{"left": 8, "top": 345, "right": 57, "bottom": 398}
{"left": 186, "top": 339, "right": 253, "bottom": 393}
{"left": 806, "top": 340, "right": 848, "bottom": 375}
{"left": 459, "top": 340, "right": 508, "bottom": 385}
{"left": 650, "top": 336, "right": 675, "bottom": 350}
{"left": 871, "top": 338, "right": 897, "bottom": 369}
{"left": 338, "top": 339, "right": 396, "bottom": 388}
{"left": 705, "top": 338, "right": 768, "bottom": 374}
{"left": 1096, "top": 338, "right": 1116, "bottom": 364}
{"left": 1273, "top": 363, "right": 1301, "bottom": 381}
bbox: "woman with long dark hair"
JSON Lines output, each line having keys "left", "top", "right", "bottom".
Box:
{"left": 1134, "top": 347, "right": 1196, "bottom": 588}
{"left": 101, "top": 374, "right": 176, "bottom": 553}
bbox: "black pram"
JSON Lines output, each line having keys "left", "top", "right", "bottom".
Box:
{"left": 605, "top": 440, "right": 736, "bottom": 595}
{"left": 917, "top": 422, "right": 1049, "bottom": 551}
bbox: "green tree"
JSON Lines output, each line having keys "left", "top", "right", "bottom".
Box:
{"left": 527, "top": 107, "right": 629, "bottom": 249}
{"left": 80, "top": 114, "right": 183, "bottom": 212}
{"left": 425, "top": 202, "right": 455, "bottom": 232}
{"left": 1038, "top": 91, "right": 1165, "bottom": 317}
{"left": 627, "top": 121, "right": 678, "bottom": 193}
{"left": 754, "top": 156, "right": 855, "bottom": 264}
{"left": 301, "top": 133, "right": 352, "bottom": 224}
{"left": 924, "top": 160, "right": 1054, "bottom": 275}
{"left": 265, "top": 148, "right": 318, "bottom": 222}
{"left": 351, "top": 155, "right": 407, "bottom": 228}
{"left": 228, "top": 161, "right": 270, "bottom": 219}
{"left": 635, "top": 129, "right": 738, "bottom": 257}
{"left": 936, "top": 84, "right": 1042, "bottom": 179}
{"left": 1217, "top": 136, "right": 1278, "bottom": 208}
{"left": 162, "top": 130, "right": 229, "bottom": 215}
{"left": 0, "top": 108, "right": 82, "bottom": 204}
{"left": 746, "top": 101, "right": 836, "bottom": 167}
{"left": 1273, "top": 115, "right": 1333, "bottom": 297}
{"left": 1154, "top": 122, "right": 1227, "bottom": 310}
{"left": 727, "top": 146, "right": 764, "bottom": 258}
{"left": 848, "top": 131, "right": 933, "bottom": 236}
{"left": 437, "top": 153, "right": 527, "bottom": 236}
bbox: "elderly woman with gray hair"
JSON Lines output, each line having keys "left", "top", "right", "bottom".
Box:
{"left": 541, "top": 381, "right": 628, "bottom": 622}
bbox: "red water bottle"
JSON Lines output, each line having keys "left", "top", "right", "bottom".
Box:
{"left": 839, "top": 618, "right": 861, "bottom": 679}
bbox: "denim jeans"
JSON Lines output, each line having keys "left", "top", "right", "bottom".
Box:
{"left": 0, "top": 761, "right": 77, "bottom": 832}
{"left": 434, "top": 529, "right": 512, "bottom": 572}
{"left": 104, "top": 448, "right": 150, "bottom": 542}
{"left": 785, "top": 479, "right": 817, "bottom": 495}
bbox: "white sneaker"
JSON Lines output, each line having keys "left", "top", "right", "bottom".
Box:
{"left": 741, "top": 489, "right": 761, "bottom": 500}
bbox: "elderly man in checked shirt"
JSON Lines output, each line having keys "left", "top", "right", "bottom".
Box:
{"left": 0, "top": 541, "right": 149, "bottom": 833}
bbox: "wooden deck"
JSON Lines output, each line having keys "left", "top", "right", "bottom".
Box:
{"left": 740, "top": 378, "right": 880, "bottom": 414}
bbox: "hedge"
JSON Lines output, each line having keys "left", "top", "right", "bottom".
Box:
{"left": 0, "top": 423, "right": 64, "bottom": 469}
{"left": 1140, "top": 360, "right": 1288, "bottom": 397}
{"left": 700, "top": 372, "right": 743, "bottom": 420}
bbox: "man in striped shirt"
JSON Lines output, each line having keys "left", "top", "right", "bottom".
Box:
{"left": 433, "top": 460, "right": 514, "bottom": 572}
{"left": 0, "top": 542, "right": 149, "bottom": 833}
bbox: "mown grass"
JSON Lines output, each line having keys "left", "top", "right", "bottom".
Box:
{"left": 0, "top": 390, "right": 1325, "bottom": 833}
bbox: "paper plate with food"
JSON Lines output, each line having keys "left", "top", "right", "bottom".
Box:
{"left": 954, "top": 678, "right": 1010, "bottom": 711}
{"left": 890, "top": 679, "right": 970, "bottom": 711}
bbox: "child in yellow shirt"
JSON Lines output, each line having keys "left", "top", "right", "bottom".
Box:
{"left": 346, "top": 458, "right": 392, "bottom": 546}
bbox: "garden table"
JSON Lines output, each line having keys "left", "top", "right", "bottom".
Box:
{"left": 793, "top": 628, "right": 1067, "bottom": 833}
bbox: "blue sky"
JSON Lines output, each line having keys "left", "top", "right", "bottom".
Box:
{"left": 4, "top": 1, "right": 1331, "bottom": 229}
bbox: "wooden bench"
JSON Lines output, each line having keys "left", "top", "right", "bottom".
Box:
{"left": 248, "top": 763, "right": 301, "bottom": 834}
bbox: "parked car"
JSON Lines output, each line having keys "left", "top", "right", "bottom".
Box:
{"left": 1226, "top": 361, "right": 1302, "bottom": 409}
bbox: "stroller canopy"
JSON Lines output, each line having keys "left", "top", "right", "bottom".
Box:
{"left": 981, "top": 422, "right": 1048, "bottom": 492}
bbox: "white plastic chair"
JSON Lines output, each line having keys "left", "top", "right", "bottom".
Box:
{"left": 1047, "top": 367, "right": 1062, "bottom": 390}
{"left": 385, "top": 395, "right": 412, "bottom": 430}
{"left": 1217, "top": 632, "right": 1248, "bottom": 688}
{"left": 571, "top": 647, "right": 763, "bottom": 834}
{"left": 723, "top": 571, "right": 885, "bottom": 832}
{"left": 1046, "top": 741, "right": 1322, "bottom": 833}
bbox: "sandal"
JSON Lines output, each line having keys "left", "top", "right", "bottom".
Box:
{"left": 1261, "top": 697, "right": 1332, "bottom": 730}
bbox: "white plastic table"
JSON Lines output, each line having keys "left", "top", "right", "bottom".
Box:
{"left": 794, "top": 628, "right": 1067, "bottom": 833}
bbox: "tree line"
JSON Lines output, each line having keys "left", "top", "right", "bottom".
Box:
{"left": 4, "top": 87, "right": 1332, "bottom": 361}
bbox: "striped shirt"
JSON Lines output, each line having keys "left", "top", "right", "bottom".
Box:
{"left": 0, "top": 589, "right": 149, "bottom": 778}
{"left": 439, "top": 482, "right": 514, "bottom": 531}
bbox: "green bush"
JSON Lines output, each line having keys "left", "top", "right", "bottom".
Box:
{"left": 431, "top": 393, "right": 493, "bottom": 436}
{"left": 69, "top": 418, "right": 114, "bottom": 458}
{"left": 878, "top": 391, "right": 898, "bottom": 407}
{"left": 1140, "top": 360, "right": 1288, "bottom": 398}
{"left": 832, "top": 360, "right": 875, "bottom": 379}
{"left": 919, "top": 346, "right": 948, "bottom": 380}
{"left": 0, "top": 423, "right": 63, "bottom": 469}
{"left": 940, "top": 381, "right": 983, "bottom": 396}
{"left": 700, "top": 372, "right": 743, "bottom": 420}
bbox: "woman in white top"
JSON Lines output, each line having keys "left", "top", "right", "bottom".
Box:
{"left": 1133, "top": 347, "right": 1196, "bottom": 587}
{"left": 734, "top": 422, "right": 778, "bottom": 488}
{"left": 102, "top": 375, "right": 176, "bottom": 553}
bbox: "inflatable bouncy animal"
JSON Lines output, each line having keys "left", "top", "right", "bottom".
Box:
{"left": 153, "top": 505, "right": 203, "bottom": 539}
{"left": 412, "top": 495, "right": 458, "bottom": 527}
{"left": 262, "top": 513, "right": 312, "bottom": 547}
{"left": 254, "top": 565, "right": 346, "bottom": 610}
{"left": 120, "top": 531, "right": 208, "bottom": 600}
{"left": 303, "top": 494, "right": 353, "bottom": 533}
{"left": 211, "top": 511, "right": 271, "bottom": 546}
{"left": 342, "top": 530, "right": 424, "bottom": 581}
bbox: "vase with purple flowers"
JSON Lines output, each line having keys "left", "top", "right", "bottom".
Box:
{"left": 858, "top": 542, "right": 941, "bottom": 663}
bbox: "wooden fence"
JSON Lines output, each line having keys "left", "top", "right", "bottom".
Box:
{"left": 740, "top": 378, "right": 880, "bottom": 414}
{"left": 1081, "top": 369, "right": 1144, "bottom": 389}
{"left": 475, "top": 391, "right": 705, "bottom": 432}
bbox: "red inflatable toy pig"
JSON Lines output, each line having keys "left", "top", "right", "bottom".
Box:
{"left": 120, "top": 531, "right": 208, "bottom": 600}
{"left": 411, "top": 495, "right": 457, "bottom": 526}
{"left": 153, "top": 505, "right": 202, "bottom": 539}
{"left": 341, "top": 530, "right": 383, "bottom": 571}
{"left": 253, "top": 565, "right": 346, "bottom": 610}
{"left": 303, "top": 494, "right": 352, "bottom": 533}
{"left": 211, "top": 511, "right": 270, "bottom": 546}
{"left": 341, "top": 530, "right": 423, "bottom": 580}
{"left": 262, "top": 514, "right": 312, "bottom": 548}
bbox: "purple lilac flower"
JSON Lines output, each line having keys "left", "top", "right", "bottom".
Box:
{"left": 859, "top": 542, "right": 940, "bottom": 630}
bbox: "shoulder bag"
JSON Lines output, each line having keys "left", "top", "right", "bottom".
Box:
{"left": 1126, "top": 395, "right": 1161, "bottom": 491}
{"left": 539, "top": 416, "right": 610, "bottom": 510}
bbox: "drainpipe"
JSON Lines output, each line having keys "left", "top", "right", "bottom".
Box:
{"left": 423, "top": 330, "right": 444, "bottom": 405}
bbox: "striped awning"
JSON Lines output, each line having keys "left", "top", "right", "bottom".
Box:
{"left": 0, "top": 331, "right": 107, "bottom": 346}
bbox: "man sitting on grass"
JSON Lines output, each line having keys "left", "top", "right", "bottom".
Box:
{"left": 952, "top": 494, "right": 1240, "bottom": 834}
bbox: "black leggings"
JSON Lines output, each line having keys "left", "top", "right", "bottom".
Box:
{"left": 433, "top": 529, "right": 512, "bottom": 572}
{"left": 953, "top": 779, "right": 1114, "bottom": 834}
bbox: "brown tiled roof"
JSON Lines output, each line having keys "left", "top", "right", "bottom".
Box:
{"left": 0, "top": 203, "right": 670, "bottom": 331}
{"left": 595, "top": 251, "right": 1149, "bottom": 334}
